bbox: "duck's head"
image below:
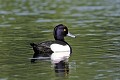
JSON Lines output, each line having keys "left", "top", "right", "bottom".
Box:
{"left": 53, "top": 24, "right": 76, "bottom": 41}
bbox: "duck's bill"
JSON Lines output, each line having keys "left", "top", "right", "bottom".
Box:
{"left": 67, "top": 32, "right": 76, "bottom": 38}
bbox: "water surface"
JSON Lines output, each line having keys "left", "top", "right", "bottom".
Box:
{"left": 0, "top": 0, "right": 120, "bottom": 80}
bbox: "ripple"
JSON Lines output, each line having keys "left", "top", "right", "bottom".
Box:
{"left": 0, "top": 24, "right": 11, "bottom": 27}
{"left": 106, "top": 31, "right": 120, "bottom": 35}
{"left": 94, "top": 74, "right": 106, "bottom": 79}
{"left": 41, "top": 30, "right": 52, "bottom": 32}
{"left": 102, "top": 54, "right": 120, "bottom": 59}
{"left": 69, "top": 76, "right": 79, "bottom": 79}
{"left": 36, "top": 19, "right": 52, "bottom": 23}
{"left": 71, "top": 13, "right": 85, "bottom": 17}
{"left": 0, "top": 10, "right": 12, "bottom": 14}
{"left": 13, "top": 27, "right": 22, "bottom": 30}
{"left": 70, "top": 6, "right": 107, "bottom": 12}
{"left": 72, "top": 20, "right": 103, "bottom": 24}
{"left": 35, "top": 19, "right": 64, "bottom": 23}
{"left": 15, "top": 12, "right": 39, "bottom": 16}
{"left": 39, "top": 10, "right": 56, "bottom": 14}
{"left": 111, "top": 37, "right": 120, "bottom": 40}
{"left": 0, "top": 78, "right": 8, "bottom": 80}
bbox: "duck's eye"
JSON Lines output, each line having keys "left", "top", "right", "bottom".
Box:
{"left": 64, "top": 29, "right": 66, "bottom": 31}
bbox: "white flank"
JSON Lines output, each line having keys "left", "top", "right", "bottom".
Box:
{"left": 50, "top": 44, "right": 70, "bottom": 63}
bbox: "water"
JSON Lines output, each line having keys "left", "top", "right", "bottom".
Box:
{"left": 0, "top": 0, "right": 120, "bottom": 80}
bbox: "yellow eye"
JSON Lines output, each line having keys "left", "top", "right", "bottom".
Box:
{"left": 64, "top": 29, "right": 66, "bottom": 31}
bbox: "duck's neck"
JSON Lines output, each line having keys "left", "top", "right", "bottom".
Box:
{"left": 55, "top": 38, "right": 65, "bottom": 42}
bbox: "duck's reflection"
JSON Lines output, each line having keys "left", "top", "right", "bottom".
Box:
{"left": 30, "top": 58, "right": 69, "bottom": 77}
{"left": 54, "top": 61, "right": 69, "bottom": 77}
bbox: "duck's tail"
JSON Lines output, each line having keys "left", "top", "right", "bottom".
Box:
{"left": 30, "top": 43, "right": 36, "bottom": 47}
{"left": 30, "top": 43, "right": 40, "bottom": 63}
{"left": 30, "top": 43, "right": 38, "bottom": 53}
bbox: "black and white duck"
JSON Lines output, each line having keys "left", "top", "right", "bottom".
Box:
{"left": 30, "top": 24, "right": 75, "bottom": 75}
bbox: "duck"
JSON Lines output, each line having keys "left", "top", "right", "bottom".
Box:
{"left": 30, "top": 24, "right": 75, "bottom": 64}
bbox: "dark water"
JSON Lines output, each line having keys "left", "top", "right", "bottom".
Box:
{"left": 0, "top": 0, "right": 120, "bottom": 80}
